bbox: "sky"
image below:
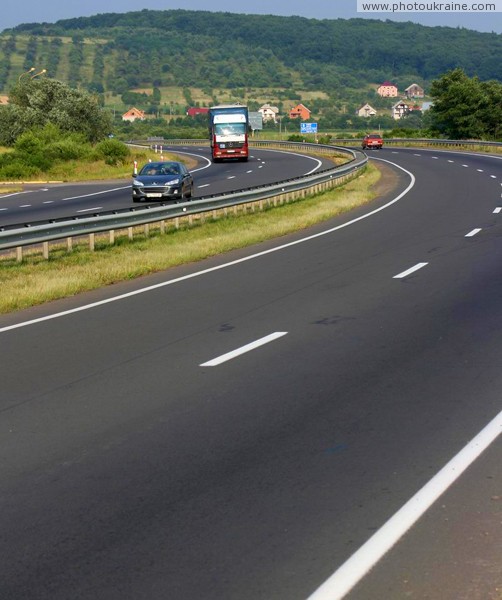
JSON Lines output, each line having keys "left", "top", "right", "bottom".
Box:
{"left": 1, "top": 0, "right": 501, "bottom": 34}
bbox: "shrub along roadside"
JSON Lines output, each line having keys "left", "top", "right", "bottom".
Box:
{"left": 0, "top": 125, "right": 192, "bottom": 182}
{"left": 0, "top": 163, "right": 380, "bottom": 314}
{"left": 0, "top": 124, "right": 151, "bottom": 181}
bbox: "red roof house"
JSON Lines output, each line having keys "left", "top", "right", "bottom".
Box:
{"left": 377, "top": 82, "right": 398, "bottom": 97}
{"left": 187, "top": 107, "right": 209, "bottom": 117}
{"left": 122, "top": 107, "right": 145, "bottom": 122}
{"left": 289, "top": 103, "right": 311, "bottom": 120}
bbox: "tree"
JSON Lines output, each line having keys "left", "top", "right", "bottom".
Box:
{"left": 479, "top": 79, "right": 502, "bottom": 140}
{"left": 1, "top": 78, "right": 112, "bottom": 145}
{"left": 429, "top": 68, "right": 502, "bottom": 140}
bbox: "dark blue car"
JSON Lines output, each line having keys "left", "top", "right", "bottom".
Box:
{"left": 132, "top": 161, "right": 194, "bottom": 202}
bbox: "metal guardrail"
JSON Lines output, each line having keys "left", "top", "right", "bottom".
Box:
{"left": 332, "top": 138, "right": 502, "bottom": 148}
{"left": 3, "top": 136, "right": 498, "bottom": 258}
{"left": 0, "top": 141, "right": 366, "bottom": 254}
{"left": 139, "top": 138, "right": 502, "bottom": 149}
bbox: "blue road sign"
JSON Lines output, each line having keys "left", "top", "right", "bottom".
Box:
{"left": 300, "top": 122, "right": 318, "bottom": 134}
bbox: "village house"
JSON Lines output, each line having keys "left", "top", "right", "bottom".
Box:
{"left": 289, "top": 103, "right": 311, "bottom": 120}
{"left": 186, "top": 107, "right": 209, "bottom": 117}
{"left": 0, "top": 95, "right": 8, "bottom": 105}
{"left": 122, "top": 107, "right": 146, "bottom": 122}
{"left": 258, "top": 103, "right": 280, "bottom": 123}
{"left": 356, "top": 103, "right": 377, "bottom": 118}
{"left": 405, "top": 83, "right": 425, "bottom": 98}
{"left": 377, "top": 81, "right": 398, "bottom": 97}
{"left": 392, "top": 101, "right": 410, "bottom": 119}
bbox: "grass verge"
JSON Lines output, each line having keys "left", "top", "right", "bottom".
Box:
{"left": 0, "top": 185, "right": 23, "bottom": 195}
{"left": 0, "top": 163, "right": 380, "bottom": 314}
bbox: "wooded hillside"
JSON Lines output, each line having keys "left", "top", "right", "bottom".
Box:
{"left": 1, "top": 9, "right": 500, "bottom": 99}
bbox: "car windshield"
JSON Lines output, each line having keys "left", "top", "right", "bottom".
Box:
{"left": 140, "top": 164, "right": 179, "bottom": 176}
{"left": 368, "top": 134, "right": 381, "bottom": 139}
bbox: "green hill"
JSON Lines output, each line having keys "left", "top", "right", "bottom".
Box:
{"left": 1, "top": 9, "right": 500, "bottom": 113}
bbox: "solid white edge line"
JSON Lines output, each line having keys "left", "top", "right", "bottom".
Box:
{"left": 143, "top": 150, "right": 213, "bottom": 174}
{"left": 77, "top": 207, "right": 104, "bottom": 213}
{"left": 0, "top": 158, "right": 415, "bottom": 334}
{"left": 0, "top": 190, "right": 36, "bottom": 198}
{"left": 307, "top": 409, "right": 502, "bottom": 600}
{"left": 393, "top": 262, "right": 428, "bottom": 279}
{"left": 200, "top": 332, "right": 288, "bottom": 367}
{"left": 61, "top": 186, "right": 129, "bottom": 201}
{"left": 465, "top": 228, "right": 482, "bottom": 237}
{"left": 392, "top": 147, "right": 502, "bottom": 163}
{"left": 248, "top": 147, "right": 323, "bottom": 175}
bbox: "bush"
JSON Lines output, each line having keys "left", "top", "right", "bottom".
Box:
{"left": 0, "top": 161, "right": 40, "bottom": 180}
{"left": 47, "top": 139, "right": 91, "bottom": 161}
{"left": 93, "top": 138, "right": 130, "bottom": 165}
{"left": 23, "top": 152, "right": 52, "bottom": 171}
{"left": 14, "top": 131, "right": 44, "bottom": 155}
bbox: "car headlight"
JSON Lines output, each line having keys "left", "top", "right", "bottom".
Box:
{"left": 169, "top": 179, "right": 180, "bottom": 185}
{"left": 133, "top": 179, "right": 144, "bottom": 186}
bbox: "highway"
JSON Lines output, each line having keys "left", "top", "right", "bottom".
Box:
{"left": 0, "top": 145, "right": 333, "bottom": 228}
{"left": 0, "top": 147, "right": 501, "bottom": 599}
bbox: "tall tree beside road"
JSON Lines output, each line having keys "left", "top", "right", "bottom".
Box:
{"left": 430, "top": 68, "right": 502, "bottom": 140}
{"left": 0, "top": 77, "right": 112, "bottom": 146}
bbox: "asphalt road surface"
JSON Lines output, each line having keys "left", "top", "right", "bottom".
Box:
{"left": 0, "top": 147, "right": 500, "bottom": 599}
{"left": 0, "top": 145, "right": 334, "bottom": 227}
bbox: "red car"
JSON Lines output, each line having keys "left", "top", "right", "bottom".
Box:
{"left": 362, "top": 133, "right": 384, "bottom": 150}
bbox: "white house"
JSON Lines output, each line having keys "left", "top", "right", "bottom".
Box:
{"left": 357, "top": 103, "right": 377, "bottom": 118}
{"left": 392, "top": 101, "right": 410, "bottom": 119}
{"left": 258, "top": 103, "right": 280, "bottom": 123}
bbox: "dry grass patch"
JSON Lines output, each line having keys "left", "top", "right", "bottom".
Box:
{"left": 0, "top": 185, "right": 23, "bottom": 194}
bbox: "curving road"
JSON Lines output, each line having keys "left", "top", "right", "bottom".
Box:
{"left": 0, "top": 147, "right": 501, "bottom": 600}
{"left": 0, "top": 146, "right": 333, "bottom": 228}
